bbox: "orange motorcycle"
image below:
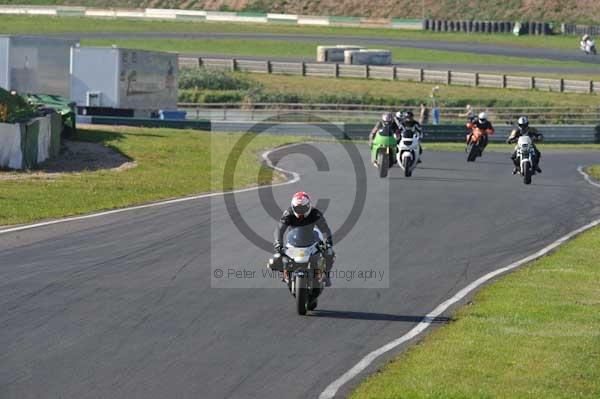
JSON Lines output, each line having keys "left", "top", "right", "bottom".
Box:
{"left": 465, "top": 125, "right": 493, "bottom": 162}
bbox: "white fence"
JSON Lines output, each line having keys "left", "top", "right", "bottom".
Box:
{"left": 0, "top": 5, "right": 422, "bottom": 29}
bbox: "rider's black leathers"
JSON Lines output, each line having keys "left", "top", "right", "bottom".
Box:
{"left": 398, "top": 119, "right": 423, "bottom": 156}
{"left": 274, "top": 207, "right": 334, "bottom": 279}
{"left": 507, "top": 127, "right": 542, "bottom": 170}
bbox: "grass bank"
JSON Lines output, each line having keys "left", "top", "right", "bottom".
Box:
{"left": 352, "top": 224, "right": 600, "bottom": 399}
{"left": 0, "top": 126, "right": 303, "bottom": 226}
{"left": 180, "top": 71, "right": 600, "bottom": 109}
{"left": 587, "top": 165, "right": 600, "bottom": 181}
{"left": 0, "top": 15, "right": 582, "bottom": 51}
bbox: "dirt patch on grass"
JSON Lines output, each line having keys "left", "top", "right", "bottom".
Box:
{"left": 0, "top": 140, "right": 136, "bottom": 180}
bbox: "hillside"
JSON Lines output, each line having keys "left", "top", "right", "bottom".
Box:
{"left": 1, "top": 0, "right": 600, "bottom": 24}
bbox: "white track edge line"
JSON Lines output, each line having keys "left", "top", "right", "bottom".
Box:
{"left": 0, "top": 144, "right": 301, "bottom": 236}
{"left": 577, "top": 165, "right": 600, "bottom": 188}
{"left": 319, "top": 165, "right": 600, "bottom": 399}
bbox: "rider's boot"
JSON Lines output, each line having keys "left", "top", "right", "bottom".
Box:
{"left": 533, "top": 157, "right": 542, "bottom": 173}
{"left": 511, "top": 156, "right": 519, "bottom": 174}
{"left": 282, "top": 270, "right": 289, "bottom": 284}
{"left": 323, "top": 255, "right": 334, "bottom": 287}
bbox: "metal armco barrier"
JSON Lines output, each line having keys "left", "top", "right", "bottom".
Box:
{"left": 88, "top": 116, "right": 211, "bottom": 130}
{"left": 181, "top": 57, "right": 600, "bottom": 95}
{"left": 209, "top": 122, "right": 598, "bottom": 143}
{"left": 81, "top": 115, "right": 599, "bottom": 143}
{"left": 562, "top": 23, "right": 600, "bottom": 36}
{"left": 178, "top": 104, "right": 600, "bottom": 125}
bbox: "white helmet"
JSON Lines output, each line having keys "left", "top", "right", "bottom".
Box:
{"left": 478, "top": 112, "right": 488, "bottom": 122}
{"left": 517, "top": 116, "right": 529, "bottom": 129}
{"left": 583, "top": 34, "right": 590, "bottom": 41}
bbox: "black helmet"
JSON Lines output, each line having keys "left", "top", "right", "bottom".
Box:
{"left": 405, "top": 111, "right": 414, "bottom": 120}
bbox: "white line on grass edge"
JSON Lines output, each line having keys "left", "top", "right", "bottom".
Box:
{"left": 319, "top": 165, "right": 600, "bottom": 399}
{"left": 578, "top": 166, "right": 600, "bottom": 188}
{"left": 0, "top": 144, "right": 300, "bottom": 235}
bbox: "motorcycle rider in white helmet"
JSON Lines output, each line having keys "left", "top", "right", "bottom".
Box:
{"left": 466, "top": 111, "right": 494, "bottom": 154}
{"left": 369, "top": 112, "right": 398, "bottom": 146}
{"left": 506, "top": 116, "right": 544, "bottom": 174}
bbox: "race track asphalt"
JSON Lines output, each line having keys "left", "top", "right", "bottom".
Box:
{"left": 56, "top": 31, "right": 600, "bottom": 66}
{"left": 2, "top": 143, "right": 600, "bottom": 399}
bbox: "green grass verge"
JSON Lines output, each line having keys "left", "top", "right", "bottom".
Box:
{"left": 240, "top": 73, "right": 600, "bottom": 108}
{"left": 587, "top": 165, "right": 600, "bottom": 181}
{"left": 0, "top": 126, "right": 303, "bottom": 226}
{"left": 0, "top": 15, "right": 582, "bottom": 51}
{"left": 352, "top": 224, "right": 600, "bottom": 399}
{"left": 82, "top": 38, "right": 598, "bottom": 72}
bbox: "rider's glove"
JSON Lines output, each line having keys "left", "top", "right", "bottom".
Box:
{"left": 274, "top": 242, "right": 284, "bottom": 254}
{"left": 325, "top": 237, "right": 333, "bottom": 248}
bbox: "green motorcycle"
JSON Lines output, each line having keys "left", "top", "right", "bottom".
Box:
{"left": 370, "top": 128, "right": 398, "bottom": 178}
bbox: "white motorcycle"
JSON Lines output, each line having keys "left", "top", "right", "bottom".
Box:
{"left": 580, "top": 40, "right": 597, "bottom": 55}
{"left": 396, "top": 127, "right": 421, "bottom": 177}
{"left": 515, "top": 136, "right": 537, "bottom": 185}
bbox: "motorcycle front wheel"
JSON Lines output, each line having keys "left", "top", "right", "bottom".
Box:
{"left": 524, "top": 163, "right": 532, "bottom": 185}
{"left": 403, "top": 156, "right": 412, "bottom": 177}
{"left": 295, "top": 275, "right": 308, "bottom": 315}
{"left": 377, "top": 150, "right": 389, "bottom": 178}
{"left": 467, "top": 143, "right": 478, "bottom": 162}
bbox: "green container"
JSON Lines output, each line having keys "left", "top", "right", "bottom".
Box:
{"left": 236, "top": 12, "right": 267, "bottom": 18}
{"left": 175, "top": 14, "right": 206, "bottom": 20}
{"left": 267, "top": 17, "right": 297, "bottom": 24}
{"left": 21, "top": 119, "right": 39, "bottom": 170}
{"left": 57, "top": 8, "right": 86, "bottom": 17}
{"left": 329, "top": 16, "right": 361, "bottom": 25}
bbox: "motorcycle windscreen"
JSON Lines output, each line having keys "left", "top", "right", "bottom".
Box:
{"left": 378, "top": 124, "right": 394, "bottom": 137}
{"left": 286, "top": 227, "right": 320, "bottom": 248}
{"left": 401, "top": 129, "right": 416, "bottom": 139}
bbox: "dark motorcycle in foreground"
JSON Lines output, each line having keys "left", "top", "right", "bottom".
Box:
{"left": 268, "top": 227, "right": 328, "bottom": 315}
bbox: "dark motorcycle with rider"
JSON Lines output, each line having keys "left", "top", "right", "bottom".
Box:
{"left": 268, "top": 192, "right": 335, "bottom": 315}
